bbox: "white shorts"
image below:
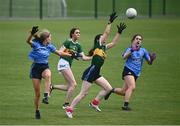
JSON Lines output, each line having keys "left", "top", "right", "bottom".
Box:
{"left": 57, "top": 58, "right": 70, "bottom": 72}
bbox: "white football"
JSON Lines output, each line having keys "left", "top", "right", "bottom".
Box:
{"left": 126, "top": 8, "right": 137, "bottom": 19}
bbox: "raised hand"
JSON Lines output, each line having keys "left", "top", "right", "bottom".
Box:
{"left": 109, "top": 12, "right": 118, "bottom": 23}
{"left": 31, "top": 26, "right": 39, "bottom": 35}
{"left": 117, "top": 22, "right": 126, "bottom": 34}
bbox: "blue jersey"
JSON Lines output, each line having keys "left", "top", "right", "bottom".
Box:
{"left": 28, "top": 39, "right": 56, "bottom": 64}
{"left": 122, "top": 47, "right": 150, "bottom": 76}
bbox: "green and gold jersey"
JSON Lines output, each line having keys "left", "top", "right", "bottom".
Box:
{"left": 61, "top": 39, "right": 83, "bottom": 66}
{"left": 91, "top": 40, "right": 107, "bottom": 68}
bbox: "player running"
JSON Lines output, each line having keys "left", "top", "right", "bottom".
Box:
{"left": 50, "top": 27, "right": 92, "bottom": 109}
{"left": 26, "top": 26, "right": 71, "bottom": 119}
{"left": 104, "top": 34, "right": 156, "bottom": 111}
{"left": 65, "top": 12, "right": 127, "bottom": 118}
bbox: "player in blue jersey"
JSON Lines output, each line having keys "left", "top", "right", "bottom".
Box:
{"left": 104, "top": 34, "right": 156, "bottom": 111}
{"left": 26, "top": 26, "right": 71, "bottom": 119}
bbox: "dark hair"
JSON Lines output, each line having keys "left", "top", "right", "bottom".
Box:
{"left": 131, "top": 34, "right": 143, "bottom": 42}
{"left": 94, "top": 34, "right": 102, "bottom": 43}
{"left": 69, "top": 28, "right": 79, "bottom": 38}
{"left": 88, "top": 34, "right": 102, "bottom": 56}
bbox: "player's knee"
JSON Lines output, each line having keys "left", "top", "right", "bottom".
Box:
{"left": 71, "top": 82, "right": 77, "bottom": 88}
{"left": 106, "top": 86, "right": 113, "bottom": 92}
{"left": 43, "top": 73, "right": 51, "bottom": 79}
{"left": 130, "top": 85, "right": 136, "bottom": 91}
{"left": 80, "top": 92, "right": 88, "bottom": 99}
{"left": 84, "top": 92, "right": 88, "bottom": 96}
{"left": 35, "top": 92, "right": 40, "bottom": 98}
{"left": 42, "top": 70, "right": 51, "bottom": 78}
{"left": 73, "top": 82, "right": 77, "bottom": 88}
{"left": 68, "top": 83, "right": 77, "bottom": 91}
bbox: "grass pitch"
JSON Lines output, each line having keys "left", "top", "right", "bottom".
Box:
{"left": 0, "top": 18, "right": 180, "bottom": 125}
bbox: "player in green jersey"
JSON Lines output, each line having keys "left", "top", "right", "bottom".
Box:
{"left": 65, "top": 12, "right": 127, "bottom": 118}
{"left": 50, "top": 27, "right": 92, "bottom": 109}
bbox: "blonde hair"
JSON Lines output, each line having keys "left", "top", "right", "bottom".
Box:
{"left": 39, "top": 29, "right": 50, "bottom": 42}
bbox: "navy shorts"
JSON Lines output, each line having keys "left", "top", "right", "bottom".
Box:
{"left": 30, "top": 63, "right": 49, "bottom": 80}
{"left": 122, "top": 66, "right": 138, "bottom": 81}
{"left": 81, "top": 65, "right": 101, "bottom": 83}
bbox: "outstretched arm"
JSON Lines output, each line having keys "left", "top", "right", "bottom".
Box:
{"left": 54, "top": 45, "right": 72, "bottom": 57}
{"left": 54, "top": 49, "right": 72, "bottom": 57}
{"left": 80, "top": 52, "right": 92, "bottom": 61}
{"left": 106, "top": 22, "right": 126, "bottom": 49}
{"left": 100, "top": 24, "right": 111, "bottom": 43}
{"left": 100, "top": 12, "right": 118, "bottom": 43}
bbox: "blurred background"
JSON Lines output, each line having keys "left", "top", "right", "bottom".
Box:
{"left": 0, "top": 0, "right": 180, "bottom": 19}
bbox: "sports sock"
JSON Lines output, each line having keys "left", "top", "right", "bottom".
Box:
{"left": 124, "top": 102, "right": 129, "bottom": 107}
{"left": 44, "top": 93, "right": 48, "bottom": 98}
{"left": 63, "top": 102, "right": 69, "bottom": 107}
{"left": 92, "top": 99, "right": 100, "bottom": 105}
{"left": 66, "top": 107, "right": 73, "bottom": 113}
{"left": 36, "top": 110, "right": 40, "bottom": 113}
{"left": 111, "top": 88, "right": 115, "bottom": 93}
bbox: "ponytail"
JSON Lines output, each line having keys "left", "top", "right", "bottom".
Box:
{"left": 88, "top": 34, "right": 102, "bottom": 56}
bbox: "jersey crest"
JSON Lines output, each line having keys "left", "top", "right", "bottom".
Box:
{"left": 93, "top": 48, "right": 107, "bottom": 59}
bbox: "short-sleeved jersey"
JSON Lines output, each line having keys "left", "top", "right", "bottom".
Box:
{"left": 122, "top": 47, "right": 150, "bottom": 76}
{"left": 91, "top": 40, "right": 107, "bottom": 68}
{"left": 60, "top": 39, "right": 83, "bottom": 66}
{"left": 28, "top": 39, "right": 56, "bottom": 64}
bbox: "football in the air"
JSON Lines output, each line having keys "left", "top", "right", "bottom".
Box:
{"left": 126, "top": 8, "right": 137, "bottom": 19}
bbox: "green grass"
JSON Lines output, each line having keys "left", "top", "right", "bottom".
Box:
{"left": 0, "top": 18, "right": 180, "bottom": 125}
